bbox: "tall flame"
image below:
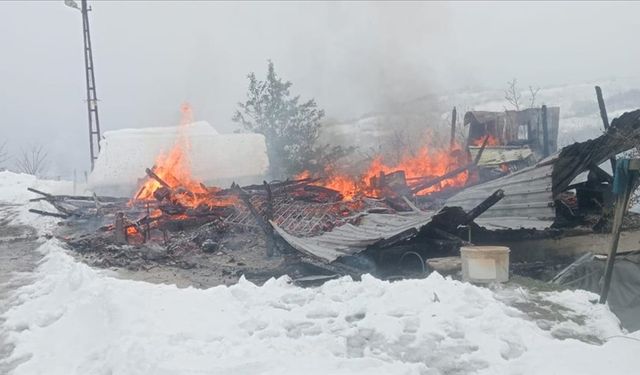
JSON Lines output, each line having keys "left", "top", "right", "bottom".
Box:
{"left": 133, "top": 103, "right": 230, "bottom": 208}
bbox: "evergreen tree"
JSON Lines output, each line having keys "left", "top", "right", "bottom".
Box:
{"left": 233, "top": 61, "right": 325, "bottom": 178}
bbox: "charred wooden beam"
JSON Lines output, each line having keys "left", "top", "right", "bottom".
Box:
{"left": 595, "top": 86, "right": 616, "bottom": 172}
{"left": 27, "top": 187, "right": 53, "bottom": 198}
{"left": 27, "top": 188, "right": 124, "bottom": 203}
{"left": 28, "top": 208, "right": 68, "bottom": 219}
{"left": 450, "top": 106, "right": 457, "bottom": 150}
{"left": 411, "top": 164, "right": 472, "bottom": 195}
{"left": 542, "top": 105, "right": 550, "bottom": 158}
{"left": 145, "top": 168, "right": 171, "bottom": 189}
{"left": 114, "top": 212, "right": 127, "bottom": 244}
{"left": 473, "top": 134, "right": 490, "bottom": 165}
{"left": 462, "top": 189, "right": 505, "bottom": 224}
{"left": 411, "top": 135, "right": 489, "bottom": 195}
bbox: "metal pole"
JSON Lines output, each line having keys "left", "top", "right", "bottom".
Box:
{"left": 80, "top": 0, "right": 101, "bottom": 170}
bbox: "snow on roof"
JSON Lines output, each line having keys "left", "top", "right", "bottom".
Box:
{"left": 88, "top": 121, "right": 268, "bottom": 197}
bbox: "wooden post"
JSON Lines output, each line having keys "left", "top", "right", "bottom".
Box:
{"left": 595, "top": 86, "right": 616, "bottom": 172}
{"left": 541, "top": 105, "right": 550, "bottom": 158}
{"left": 599, "top": 159, "right": 640, "bottom": 304}
{"left": 114, "top": 212, "right": 127, "bottom": 245}
{"left": 449, "top": 106, "right": 457, "bottom": 150}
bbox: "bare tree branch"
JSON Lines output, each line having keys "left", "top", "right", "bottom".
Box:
{"left": 504, "top": 78, "right": 522, "bottom": 111}
{"left": 15, "top": 144, "right": 48, "bottom": 176}
{"left": 528, "top": 85, "right": 541, "bottom": 108}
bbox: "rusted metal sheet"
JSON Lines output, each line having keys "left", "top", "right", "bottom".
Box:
{"left": 272, "top": 211, "right": 438, "bottom": 262}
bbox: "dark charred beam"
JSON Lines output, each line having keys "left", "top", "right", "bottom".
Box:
{"left": 462, "top": 189, "right": 505, "bottom": 224}
{"left": 542, "top": 105, "right": 550, "bottom": 158}
{"left": 114, "top": 212, "right": 127, "bottom": 244}
{"left": 28, "top": 208, "right": 68, "bottom": 219}
{"left": 473, "top": 134, "right": 490, "bottom": 166}
{"left": 27, "top": 187, "right": 53, "bottom": 198}
{"left": 145, "top": 168, "right": 171, "bottom": 189}
{"left": 410, "top": 163, "right": 474, "bottom": 195}
{"left": 450, "top": 106, "right": 457, "bottom": 150}
{"left": 595, "top": 86, "right": 616, "bottom": 172}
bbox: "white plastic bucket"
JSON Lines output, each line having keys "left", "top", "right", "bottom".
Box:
{"left": 460, "top": 246, "right": 510, "bottom": 283}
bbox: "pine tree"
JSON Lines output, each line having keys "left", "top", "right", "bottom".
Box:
{"left": 233, "top": 61, "right": 325, "bottom": 178}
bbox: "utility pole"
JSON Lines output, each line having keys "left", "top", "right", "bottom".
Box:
{"left": 66, "top": 0, "right": 102, "bottom": 170}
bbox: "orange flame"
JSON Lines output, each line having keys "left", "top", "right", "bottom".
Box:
{"left": 299, "top": 142, "right": 470, "bottom": 199}
{"left": 471, "top": 134, "right": 500, "bottom": 146}
{"left": 132, "top": 103, "right": 236, "bottom": 209}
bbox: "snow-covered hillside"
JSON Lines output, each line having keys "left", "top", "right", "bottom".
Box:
{"left": 1, "top": 171, "right": 639, "bottom": 374}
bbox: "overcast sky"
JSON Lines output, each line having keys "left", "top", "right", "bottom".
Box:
{"left": 0, "top": 1, "right": 638, "bottom": 177}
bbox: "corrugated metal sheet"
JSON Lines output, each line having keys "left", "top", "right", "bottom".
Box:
{"left": 272, "top": 210, "right": 438, "bottom": 262}
{"left": 473, "top": 217, "right": 554, "bottom": 231}
{"left": 469, "top": 146, "right": 533, "bottom": 166}
{"left": 446, "top": 160, "right": 556, "bottom": 223}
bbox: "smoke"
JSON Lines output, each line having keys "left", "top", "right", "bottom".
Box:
{"left": 1, "top": 1, "right": 639, "bottom": 178}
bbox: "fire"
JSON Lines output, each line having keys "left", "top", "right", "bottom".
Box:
{"left": 132, "top": 103, "right": 235, "bottom": 209}
{"left": 126, "top": 226, "right": 139, "bottom": 235}
{"left": 299, "top": 143, "right": 470, "bottom": 200}
{"left": 471, "top": 134, "right": 500, "bottom": 146}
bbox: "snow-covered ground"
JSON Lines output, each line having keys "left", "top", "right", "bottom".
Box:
{"left": 1, "top": 170, "right": 640, "bottom": 374}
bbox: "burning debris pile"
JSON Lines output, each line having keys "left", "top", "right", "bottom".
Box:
{"left": 27, "top": 108, "right": 509, "bottom": 284}
{"left": 30, "top": 102, "right": 640, "bottom": 286}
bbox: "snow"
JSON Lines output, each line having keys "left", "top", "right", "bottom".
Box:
{"left": 0, "top": 171, "right": 79, "bottom": 232}
{"left": 2, "top": 240, "right": 639, "bottom": 375}
{"left": 2, "top": 159, "right": 640, "bottom": 375}
{"left": 88, "top": 121, "right": 269, "bottom": 197}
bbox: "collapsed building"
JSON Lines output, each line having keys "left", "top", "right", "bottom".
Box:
{"left": 448, "top": 109, "right": 640, "bottom": 260}
{"left": 26, "top": 102, "right": 640, "bottom": 297}
{"left": 465, "top": 106, "right": 560, "bottom": 179}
